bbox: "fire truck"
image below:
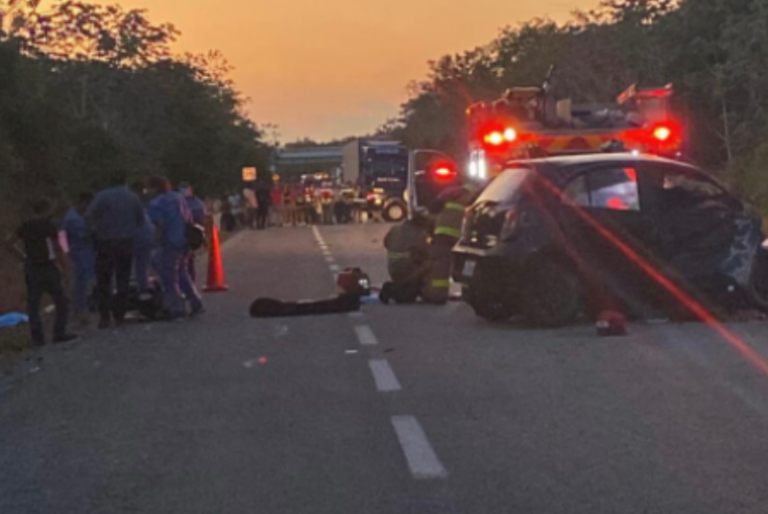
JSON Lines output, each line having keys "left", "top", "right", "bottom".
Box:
{"left": 466, "top": 75, "right": 684, "bottom": 181}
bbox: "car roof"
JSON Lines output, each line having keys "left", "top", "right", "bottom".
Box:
{"left": 508, "top": 152, "right": 697, "bottom": 184}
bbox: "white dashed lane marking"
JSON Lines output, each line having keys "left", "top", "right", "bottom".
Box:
{"left": 368, "top": 359, "right": 402, "bottom": 392}
{"left": 316, "top": 225, "right": 448, "bottom": 481}
{"left": 355, "top": 325, "right": 379, "bottom": 346}
{"left": 391, "top": 416, "right": 448, "bottom": 480}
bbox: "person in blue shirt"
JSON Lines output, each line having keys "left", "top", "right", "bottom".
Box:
{"left": 179, "top": 182, "right": 206, "bottom": 282}
{"left": 130, "top": 180, "right": 156, "bottom": 296}
{"left": 146, "top": 176, "right": 204, "bottom": 320}
{"left": 62, "top": 192, "right": 95, "bottom": 326}
{"left": 86, "top": 170, "right": 145, "bottom": 329}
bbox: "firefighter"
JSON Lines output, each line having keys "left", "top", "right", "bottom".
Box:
{"left": 380, "top": 213, "right": 432, "bottom": 304}
{"left": 422, "top": 185, "right": 475, "bottom": 305}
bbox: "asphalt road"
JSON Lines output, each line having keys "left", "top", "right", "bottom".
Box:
{"left": 3, "top": 223, "right": 768, "bottom": 514}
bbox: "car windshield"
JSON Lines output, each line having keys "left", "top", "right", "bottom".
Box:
{"left": 475, "top": 167, "right": 532, "bottom": 207}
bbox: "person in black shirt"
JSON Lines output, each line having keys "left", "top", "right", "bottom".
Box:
{"left": 6, "top": 199, "right": 77, "bottom": 346}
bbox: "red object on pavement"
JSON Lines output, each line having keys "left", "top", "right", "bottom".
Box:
{"left": 596, "top": 311, "right": 628, "bottom": 337}
{"left": 204, "top": 224, "right": 229, "bottom": 292}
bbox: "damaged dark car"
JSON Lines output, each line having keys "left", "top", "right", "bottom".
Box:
{"left": 453, "top": 153, "right": 768, "bottom": 327}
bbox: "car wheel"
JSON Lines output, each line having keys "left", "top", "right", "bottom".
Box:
{"left": 466, "top": 266, "right": 514, "bottom": 322}
{"left": 383, "top": 201, "right": 406, "bottom": 222}
{"left": 521, "top": 258, "right": 583, "bottom": 328}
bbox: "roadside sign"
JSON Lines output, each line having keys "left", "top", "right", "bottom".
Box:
{"left": 242, "top": 167, "right": 257, "bottom": 182}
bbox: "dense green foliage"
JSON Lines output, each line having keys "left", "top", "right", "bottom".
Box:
{"left": 0, "top": 0, "right": 271, "bottom": 311}
{"left": 0, "top": 0, "right": 270, "bottom": 208}
{"left": 383, "top": 0, "right": 768, "bottom": 212}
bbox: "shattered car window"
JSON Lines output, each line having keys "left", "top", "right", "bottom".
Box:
{"left": 663, "top": 172, "right": 725, "bottom": 200}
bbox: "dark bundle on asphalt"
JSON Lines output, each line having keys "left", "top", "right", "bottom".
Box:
{"left": 249, "top": 295, "right": 361, "bottom": 318}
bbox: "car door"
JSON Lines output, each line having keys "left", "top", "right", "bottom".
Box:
{"left": 558, "top": 164, "right": 662, "bottom": 311}
{"left": 640, "top": 161, "right": 762, "bottom": 297}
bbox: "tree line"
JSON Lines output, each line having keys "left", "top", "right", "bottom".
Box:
{"left": 381, "top": 0, "right": 768, "bottom": 213}
{"left": 0, "top": 0, "right": 272, "bottom": 218}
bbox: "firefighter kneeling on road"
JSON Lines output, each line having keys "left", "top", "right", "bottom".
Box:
{"left": 422, "top": 185, "right": 474, "bottom": 305}
{"left": 380, "top": 213, "right": 432, "bottom": 304}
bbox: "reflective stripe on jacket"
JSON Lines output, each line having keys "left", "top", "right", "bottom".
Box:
{"left": 434, "top": 201, "right": 467, "bottom": 239}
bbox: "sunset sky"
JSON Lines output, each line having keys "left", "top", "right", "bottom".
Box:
{"left": 122, "top": 0, "right": 598, "bottom": 142}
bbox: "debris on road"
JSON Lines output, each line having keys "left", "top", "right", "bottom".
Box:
{"left": 596, "top": 311, "right": 628, "bottom": 337}
{"left": 243, "top": 356, "right": 269, "bottom": 368}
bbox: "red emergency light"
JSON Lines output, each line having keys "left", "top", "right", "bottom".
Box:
{"left": 653, "top": 125, "right": 673, "bottom": 142}
{"left": 431, "top": 162, "right": 457, "bottom": 181}
{"left": 483, "top": 127, "right": 517, "bottom": 146}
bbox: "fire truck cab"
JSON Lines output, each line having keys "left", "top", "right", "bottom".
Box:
{"left": 467, "top": 83, "right": 683, "bottom": 182}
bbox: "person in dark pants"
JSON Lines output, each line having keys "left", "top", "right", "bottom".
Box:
{"left": 256, "top": 185, "right": 271, "bottom": 230}
{"left": 7, "top": 199, "right": 77, "bottom": 346}
{"left": 86, "top": 171, "right": 145, "bottom": 329}
{"left": 146, "top": 176, "right": 204, "bottom": 320}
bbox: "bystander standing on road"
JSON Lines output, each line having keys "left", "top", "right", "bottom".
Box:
{"left": 242, "top": 185, "right": 258, "bottom": 229}
{"left": 285, "top": 184, "right": 299, "bottom": 227}
{"left": 270, "top": 182, "right": 284, "bottom": 227}
{"left": 86, "top": 171, "right": 145, "bottom": 329}
{"left": 146, "top": 176, "right": 204, "bottom": 321}
{"left": 179, "top": 182, "right": 206, "bottom": 282}
{"left": 61, "top": 192, "right": 95, "bottom": 328}
{"left": 320, "top": 185, "right": 334, "bottom": 225}
{"left": 6, "top": 199, "right": 77, "bottom": 346}
{"left": 130, "top": 180, "right": 156, "bottom": 299}
{"left": 256, "top": 184, "right": 271, "bottom": 230}
{"left": 220, "top": 194, "right": 236, "bottom": 232}
{"left": 209, "top": 197, "right": 222, "bottom": 230}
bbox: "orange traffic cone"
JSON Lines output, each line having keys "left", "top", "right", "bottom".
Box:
{"left": 204, "top": 224, "right": 229, "bottom": 292}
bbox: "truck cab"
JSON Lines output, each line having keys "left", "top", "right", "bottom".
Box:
{"left": 343, "top": 139, "right": 410, "bottom": 222}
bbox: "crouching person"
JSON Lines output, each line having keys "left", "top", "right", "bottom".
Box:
{"left": 146, "top": 177, "right": 204, "bottom": 321}
{"left": 380, "top": 213, "right": 432, "bottom": 304}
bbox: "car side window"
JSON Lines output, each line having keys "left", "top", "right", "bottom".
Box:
{"left": 588, "top": 167, "right": 640, "bottom": 211}
{"left": 661, "top": 170, "right": 725, "bottom": 200}
{"left": 562, "top": 167, "right": 640, "bottom": 211}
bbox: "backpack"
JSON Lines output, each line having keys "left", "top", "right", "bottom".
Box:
{"left": 186, "top": 223, "right": 206, "bottom": 251}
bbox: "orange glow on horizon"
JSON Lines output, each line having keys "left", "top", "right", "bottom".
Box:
{"left": 115, "top": 0, "right": 599, "bottom": 141}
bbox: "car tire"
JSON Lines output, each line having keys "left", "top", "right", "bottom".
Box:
{"left": 383, "top": 200, "right": 406, "bottom": 223}
{"left": 466, "top": 266, "right": 514, "bottom": 322}
{"left": 521, "top": 258, "right": 583, "bottom": 328}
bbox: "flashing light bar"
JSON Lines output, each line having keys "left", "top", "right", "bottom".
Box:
{"left": 653, "top": 126, "right": 672, "bottom": 142}
{"left": 483, "top": 127, "right": 517, "bottom": 146}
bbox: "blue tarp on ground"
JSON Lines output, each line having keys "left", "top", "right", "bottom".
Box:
{"left": 0, "top": 313, "right": 29, "bottom": 328}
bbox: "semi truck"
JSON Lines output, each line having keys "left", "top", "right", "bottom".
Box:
{"left": 342, "top": 138, "right": 409, "bottom": 222}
